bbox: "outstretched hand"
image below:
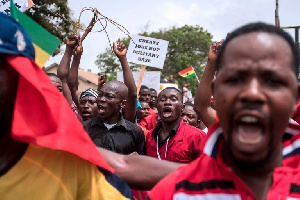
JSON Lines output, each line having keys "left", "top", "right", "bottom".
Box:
{"left": 98, "top": 74, "right": 107, "bottom": 87}
{"left": 74, "top": 45, "right": 83, "bottom": 56}
{"left": 208, "top": 40, "right": 223, "bottom": 63}
{"left": 113, "top": 38, "right": 127, "bottom": 59}
{"left": 66, "top": 33, "right": 78, "bottom": 48}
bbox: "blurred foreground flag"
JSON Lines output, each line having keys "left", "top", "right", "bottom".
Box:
{"left": 178, "top": 66, "right": 196, "bottom": 79}
{"left": 10, "top": 0, "right": 61, "bottom": 67}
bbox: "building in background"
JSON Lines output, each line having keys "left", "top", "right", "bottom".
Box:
{"left": 44, "top": 63, "right": 98, "bottom": 92}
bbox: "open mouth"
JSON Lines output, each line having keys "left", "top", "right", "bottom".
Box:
{"left": 162, "top": 107, "right": 172, "bottom": 118}
{"left": 98, "top": 104, "right": 105, "bottom": 111}
{"left": 235, "top": 115, "right": 265, "bottom": 145}
{"left": 81, "top": 110, "right": 91, "bottom": 116}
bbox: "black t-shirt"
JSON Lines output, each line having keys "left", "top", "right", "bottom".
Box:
{"left": 83, "top": 115, "right": 146, "bottom": 155}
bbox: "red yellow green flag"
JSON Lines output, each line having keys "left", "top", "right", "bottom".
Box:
{"left": 178, "top": 66, "right": 196, "bottom": 79}
{"left": 10, "top": 0, "right": 61, "bottom": 67}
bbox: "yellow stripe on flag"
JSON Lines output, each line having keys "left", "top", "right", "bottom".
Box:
{"left": 33, "top": 43, "right": 51, "bottom": 68}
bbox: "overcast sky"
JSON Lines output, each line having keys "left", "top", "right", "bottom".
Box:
{"left": 46, "top": 0, "right": 300, "bottom": 73}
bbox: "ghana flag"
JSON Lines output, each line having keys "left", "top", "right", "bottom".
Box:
{"left": 10, "top": 0, "right": 61, "bottom": 68}
{"left": 178, "top": 66, "right": 196, "bottom": 79}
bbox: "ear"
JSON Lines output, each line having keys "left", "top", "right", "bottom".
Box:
{"left": 212, "top": 80, "right": 215, "bottom": 96}
{"left": 181, "top": 103, "right": 185, "bottom": 112}
{"left": 293, "top": 83, "right": 300, "bottom": 112}
{"left": 196, "top": 119, "right": 201, "bottom": 129}
{"left": 120, "top": 100, "right": 127, "bottom": 109}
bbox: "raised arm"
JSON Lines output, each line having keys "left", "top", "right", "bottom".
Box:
{"left": 194, "top": 41, "right": 222, "bottom": 127}
{"left": 57, "top": 34, "right": 78, "bottom": 106}
{"left": 113, "top": 38, "right": 137, "bottom": 122}
{"left": 68, "top": 44, "right": 83, "bottom": 108}
{"left": 97, "top": 74, "right": 107, "bottom": 91}
{"left": 97, "top": 147, "right": 182, "bottom": 190}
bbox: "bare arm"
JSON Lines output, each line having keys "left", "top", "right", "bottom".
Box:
{"left": 57, "top": 34, "right": 77, "bottom": 106}
{"left": 194, "top": 41, "right": 223, "bottom": 128}
{"left": 97, "top": 147, "right": 182, "bottom": 190}
{"left": 113, "top": 39, "right": 137, "bottom": 122}
{"left": 68, "top": 45, "right": 82, "bottom": 108}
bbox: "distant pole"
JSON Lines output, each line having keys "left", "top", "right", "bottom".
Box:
{"left": 296, "top": 28, "right": 299, "bottom": 43}
{"left": 192, "top": 67, "right": 200, "bottom": 83}
{"left": 275, "top": 0, "right": 279, "bottom": 27}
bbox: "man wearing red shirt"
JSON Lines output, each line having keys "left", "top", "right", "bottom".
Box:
{"left": 146, "top": 87, "right": 206, "bottom": 163}
{"left": 149, "top": 23, "right": 300, "bottom": 199}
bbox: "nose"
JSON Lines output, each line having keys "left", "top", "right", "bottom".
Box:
{"left": 239, "top": 79, "right": 266, "bottom": 104}
{"left": 164, "top": 98, "right": 171, "bottom": 104}
{"left": 83, "top": 101, "right": 89, "bottom": 108}
{"left": 182, "top": 115, "right": 188, "bottom": 122}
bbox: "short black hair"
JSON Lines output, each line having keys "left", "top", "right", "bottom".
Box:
{"left": 140, "top": 85, "right": 149, "bottom": 90}
{"left": 149, "top": 88, "right": 157, "bottom": 92}
{"left": 216, "top": 22, "right": 299, "bottom": 77}
{"left": 184, "top": 98, "right": 195, "bottom": 107}
{"left": 158, "top": 87, "right": 183, "bottom": 103}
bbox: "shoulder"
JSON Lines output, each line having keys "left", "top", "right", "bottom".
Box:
{"left": 180, "top": 122, "right": 206, "bottom": 137}
{"left": 149, "top": 154, "right": 212, "bottom": 199}
{"left": 124, "top": 119, "right": 143, "bottom": 132}
{"left": 25, "top": 145, "right": 133, "bottom": 199}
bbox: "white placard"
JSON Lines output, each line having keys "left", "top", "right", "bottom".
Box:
{"left": 117, "top": 71, "right": 161, "bottom": 93}
{"left": 0, "top": 0, "right": 32, "bottom": 14}
{"left": 127, "top": 35, "right": 169, "bottom": 69}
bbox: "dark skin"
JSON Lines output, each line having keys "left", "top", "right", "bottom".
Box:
{"left": 97, "top": 74, "right": 107, "bottom": 91}
{"left": 139, "top": 88, "right": 151, "bottom": 104}
{"left": 157, "top": 89, "right": 183, "bottom": 140}
{"left": 113, "top": 39, "right": 137, "bottom": 122}
{"left": 181, "top": 105, "right": 200, "bottom": 128}
{"left": 194, "top": 40, "right": 223, "bottom": 128}
{"left": 97, "top": 147, "right": 182, "bottom": 190}
{"left": 137, "top": 101, "right": 150, "bottom": 122}
{"left": 98, "top": 81, "right": 127, "bottom": 124}
{"left": 213, "top": 32, "right": 299, "bottom": 200}
{"left": 79, "top": 95, "right": 98, "bottom": 121}
{"left": 149, "top": 90, "right": 158, "bottom": 111}
{"left": 0, "top": 58, "right": 28, "bottom": 174}
{"left": 57, "top": 33, "right": 79, "bottom": 106}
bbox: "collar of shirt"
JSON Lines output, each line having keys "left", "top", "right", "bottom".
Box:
{"left": 203, "top": 121, "right": 300, "bottom": 169}
{"left": 90, "top": 114, "right": 128, "bottom": 130}
{"left": 152, "top": 119, "right": 181, "bottom": 148}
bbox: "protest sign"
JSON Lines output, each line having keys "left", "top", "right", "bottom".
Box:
{"left": 127, "top": 35, "right": 169, "bottom": 69}
{"left": 0, "top": 0, "right": 33, "bottom": 14}
{"left": 117, "top": 71, "right": 161, "bottom": 93}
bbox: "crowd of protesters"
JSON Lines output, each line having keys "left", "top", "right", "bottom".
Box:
{"left": 2, "top": 10, "right": 300, "bottom": 200}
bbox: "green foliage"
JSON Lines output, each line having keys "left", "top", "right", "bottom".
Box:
{"left": 25, "top": 0, "right": 75, "bottom": 55}
{"left": 95, "top": 25, "right": 213, "bottom": 94}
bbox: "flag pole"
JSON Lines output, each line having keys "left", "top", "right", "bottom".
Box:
{"left": 192, "top": 66, "right": 200, "bottom": 83}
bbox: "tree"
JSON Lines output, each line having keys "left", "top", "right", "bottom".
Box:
{"left": 95, "top": 25, "right": 213, "bottom": 94}
{"left": 25, "top": 0, "right": 75, "bottom": 54}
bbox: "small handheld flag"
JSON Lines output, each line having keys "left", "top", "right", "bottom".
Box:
{"left": 178, "top": 66, "right": 196, "bottom": 79}
{"left": 10, "top": 0, "right": 61, "bottom": 68}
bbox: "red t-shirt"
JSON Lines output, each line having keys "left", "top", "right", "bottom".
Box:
{"left": 292, "top": 101, "right": 300, "bottom": 124}
{"left": 149, "top": 122, "right": 300, "bottom": 200}
{"left": 138, "top": 112, "right": 159, "bottom": 131}
{"left": 146, "top": 120, "right": 206, "bottom": 163}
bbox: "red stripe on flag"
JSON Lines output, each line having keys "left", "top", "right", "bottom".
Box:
{"left": 178, "top": 66, "right": 193, "bottom": 75}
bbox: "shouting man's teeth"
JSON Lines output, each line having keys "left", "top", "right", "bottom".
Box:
{"left": 237, "top": 116, "right": 263, "bottom": 145}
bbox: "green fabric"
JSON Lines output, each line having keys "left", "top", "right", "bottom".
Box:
{"left": 10, "top": 0, "right": 61, "bottom": 54}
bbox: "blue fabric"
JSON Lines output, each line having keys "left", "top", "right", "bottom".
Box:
{"left": 0, "top": 12, "right": 35, "bottom": 60}
{"left": 98, "top": 167, "right": 134, "bottom": 200}
{"left": 136, "top": 99, "right": 142, "bottom": 110}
